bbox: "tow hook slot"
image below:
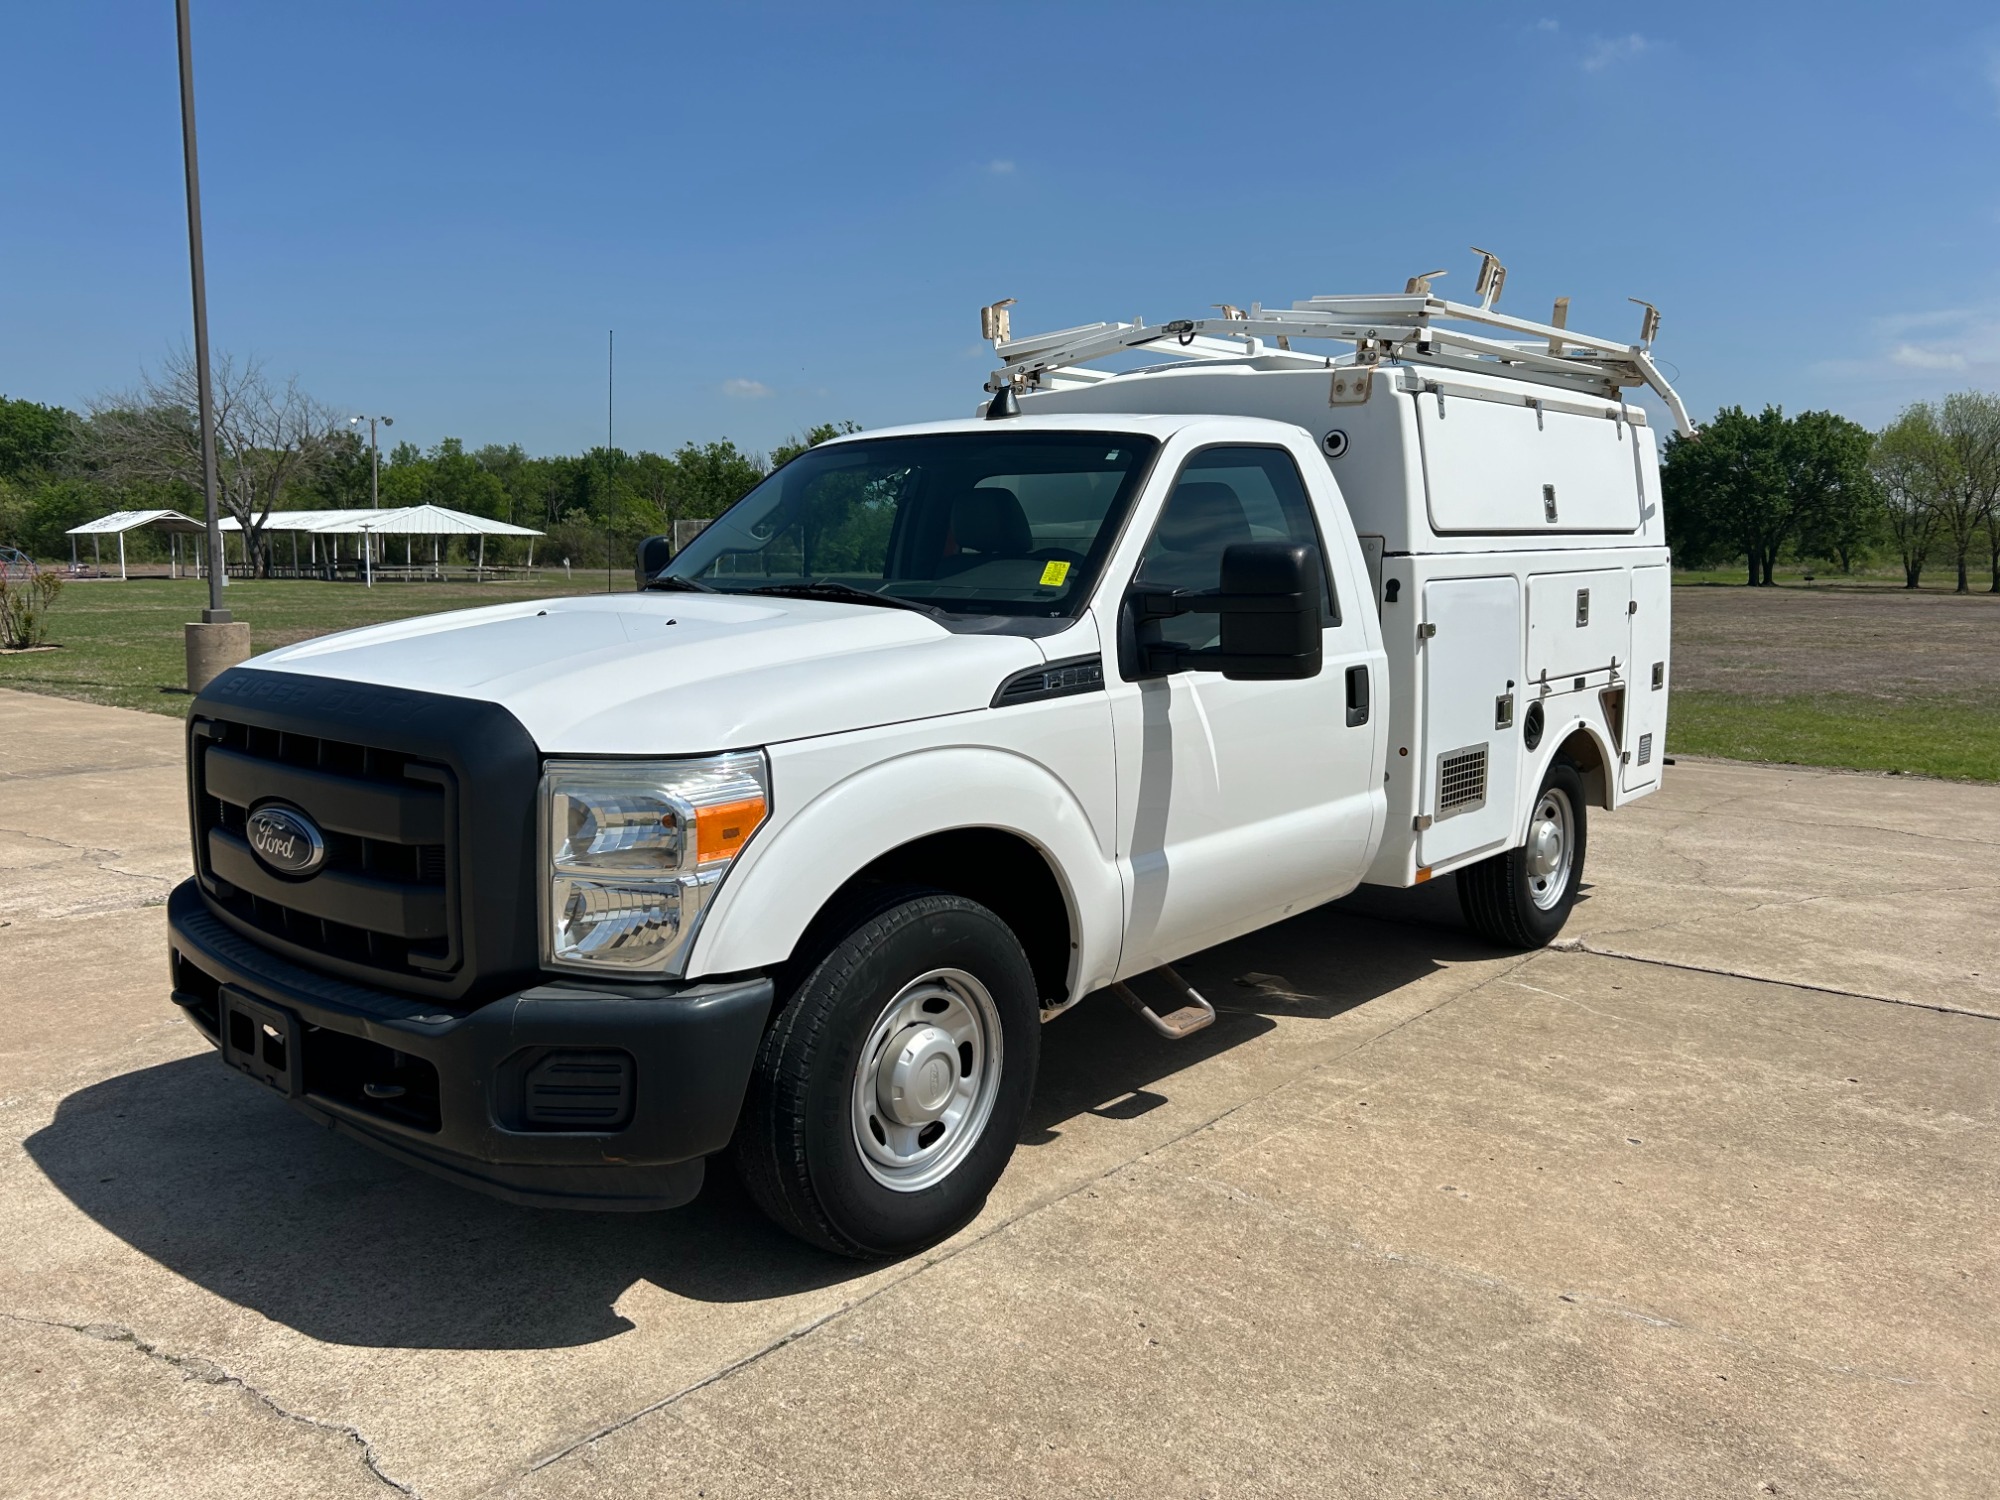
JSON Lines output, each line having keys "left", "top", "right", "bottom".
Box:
{"left": 1113, "top": 966, "right": 1216, "bottom": 1040}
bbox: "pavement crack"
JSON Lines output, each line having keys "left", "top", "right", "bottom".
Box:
{"left": 515, "top": 1308, "right": 848, "bottom": 1480}
{"left": 0, "top": 825, "right": 128, "bottom": 861}
{"left": 5, "top": 1313, "right": 419, "bottom": 1495}
{"left": 1546, "top": 939, "right": 2000, "bottom": 1021}
{"left": 0, "top": 759, "right": 181, "bottom": 783}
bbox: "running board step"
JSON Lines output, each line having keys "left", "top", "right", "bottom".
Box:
{"left": 1113, "top": 965, "right": 1216, "bottom": 1040}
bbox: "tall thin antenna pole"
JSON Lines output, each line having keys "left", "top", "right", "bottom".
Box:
{"left": 176, "top": 0, "right": 227, "bottom": 622}
{"left": 605, "top": 328, "right": 614, "bottom": 592}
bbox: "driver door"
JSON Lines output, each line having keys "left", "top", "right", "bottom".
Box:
{"left": 1107, "top": 443, "right": 1382, "bottom": 974}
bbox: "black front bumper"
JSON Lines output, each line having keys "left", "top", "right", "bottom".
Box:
{"left": 166, "top": 880, "right": 774, "bottom": 1211}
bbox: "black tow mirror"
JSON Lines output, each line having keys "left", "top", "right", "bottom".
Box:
{"left": 635, "top": 534, "right": 674, "bottom": 590}
{"left": 1130, "top": 541, "right": 1324, "bottom": 681}
{"left": 1215, "top": 542, "right": 1324, "bottom": 679}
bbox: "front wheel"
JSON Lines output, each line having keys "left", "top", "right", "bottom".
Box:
{"left": 1457, "top": 758, "right": 1588, "bottom": 949}
{"left": 732, "top": 890, "right": 1040, "bottom": 1258}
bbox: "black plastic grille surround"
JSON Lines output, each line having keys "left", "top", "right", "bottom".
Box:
{"left": 189, "top": 669, "right": 544, "bottom": 1007}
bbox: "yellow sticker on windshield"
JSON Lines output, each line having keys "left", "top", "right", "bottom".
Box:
{"left": 1039, "top": 560, "right": 1071, "bottom": 587}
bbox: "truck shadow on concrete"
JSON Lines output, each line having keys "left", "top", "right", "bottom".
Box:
{"left": 24, "top": 884, "right": 1493, "bottom": 1352}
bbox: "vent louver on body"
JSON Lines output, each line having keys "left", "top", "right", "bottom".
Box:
{"left": 1638, "top": 733, "right": 1654, "bottom": 766}
{"left": 1435, "top": 744, "right": 1489, "bottom": 818}
{"left": 523, "top": 1051, "right": 634, "bottom": 1130}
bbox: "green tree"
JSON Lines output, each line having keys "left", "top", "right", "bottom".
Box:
{"left": 1872, "top": 408, "right": 1946, "bottom": 589}
{"left": 0, "top": 396, "right": 75, "bottom": 479}
{"left": 1918, "top": 392, "right": 2000, "bottom": 594}
{"left": 769, "top": 420, "right": 860, "bottom": 470}
{"left": 1786, "top": 410, "right": 1881, "bottom": 573}
{"left": 1663, "top": 405, "right": 1788, "bottom": 584}
{"left": 667, "top": 439, "right": 765, "bottom": 518}
{"left": 1663, "top": 405, "right": 1882, "bottom": 584}
{"left": 423, "top": 438, "right": 509, "bottom": 518}
{"left": 298, "top": 426, "right": 374, "bottom": 509}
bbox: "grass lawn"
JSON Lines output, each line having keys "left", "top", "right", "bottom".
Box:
{"left": 1667, "top": 583, "right": 2000, "bottom": 782}
{"left": 0, "top": 575, "right": 607, "bottom": 716}
{"left": 1670, "top": 691, "right": 2000, "bottom": 782}
{"left": 1672, "top": 565, "right": 2000, "bottom": 592}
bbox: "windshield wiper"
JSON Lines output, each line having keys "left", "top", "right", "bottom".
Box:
{"left": 745, "top": 581, "right": 946, "bottom": 617}
{"left": 643, "top": 574, "right": 718, "bottom": 593}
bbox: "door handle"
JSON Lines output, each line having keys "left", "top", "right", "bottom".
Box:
{"left": 1345, "top": 665, "right": 1370, "bottom": 727}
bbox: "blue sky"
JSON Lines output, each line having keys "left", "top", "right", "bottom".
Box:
{"left": 5, "top": 1, "right": 1998, "bottom": 458}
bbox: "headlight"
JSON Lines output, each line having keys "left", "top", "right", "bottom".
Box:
{"left": 540, "top": 752, "right": 769, "bottom": 974}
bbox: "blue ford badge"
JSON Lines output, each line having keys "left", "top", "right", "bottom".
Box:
{"left": 245, "top": 804, "right": 327, "bottom": 877}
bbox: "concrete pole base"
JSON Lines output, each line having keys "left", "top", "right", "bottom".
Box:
{"left": 185, "top": 621, "right": 251, "bottom": 695}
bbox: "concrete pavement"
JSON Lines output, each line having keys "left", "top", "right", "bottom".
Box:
{"left": 1, "top": 687, "right": 1994, "bottom": 1498}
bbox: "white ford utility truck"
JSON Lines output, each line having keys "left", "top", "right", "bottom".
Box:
{"left": 168, "top": 264, "right": 1689, "bottom": 1257}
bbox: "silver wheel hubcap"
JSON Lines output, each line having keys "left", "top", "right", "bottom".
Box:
{"left": 1525, "top": 786, "right": 1575, "bottom": 911}
{"left": 852, "top": 968, "right": 1002, "bottom": 1192}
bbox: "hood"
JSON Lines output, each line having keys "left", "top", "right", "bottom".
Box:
{"left": 247, "top": 591, "right": 1048, "bottom": 752}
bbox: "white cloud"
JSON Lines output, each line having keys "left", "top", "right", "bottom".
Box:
{"left": 1813, "top": 306, "right": 2000, "bottom": 383}
{"left": 1582, "top": 33, "right": 1651, "bottom": 72}
{"left": 986, "top": 159, "right": 1016, "bottom": 175}
{"left": 721, "top": 378, "right": 771, "bottom": 399}
{"left": 1888, "top": 343, "right": 1971, "bottom": 371}
{"left": 1875, "top": 307, "right": 1973, "bottom": 336}
{"left": 1536, "top": 17, "right": 1560, "bottom": 32}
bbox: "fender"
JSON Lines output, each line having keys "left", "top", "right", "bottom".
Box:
{"left": 685, "top": 743, "right": 1124, "bottom": 996}
{"left": 1512, "top": 713, "right": 1618, "bottom": 848}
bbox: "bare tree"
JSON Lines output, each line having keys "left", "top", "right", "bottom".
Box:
{"left": 87, "top": 350, "right": 339, "bottom": 577}
{"left": 1872, "top": 408, "right": 1945, "bottom": 589}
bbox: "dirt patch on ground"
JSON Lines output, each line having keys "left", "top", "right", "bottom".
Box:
{"left": 1673, "top": 585, "right": 2000, "bottom": 705}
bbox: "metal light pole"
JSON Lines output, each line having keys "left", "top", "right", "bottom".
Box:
{"left": 177, "top": 0, "right": 224, "bottom": 622}
{"left": 177, "top": 0, "right": 250, "bottom": 691}
{"left": 348, "top": 415, "right": 393, "bottom": 508}
{"left": 349, "top": 414, "right": 392, "bottom": 585}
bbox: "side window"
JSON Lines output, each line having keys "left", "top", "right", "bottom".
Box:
{"left": 1135, "top": 446, "right": 1339, "bottom": 650}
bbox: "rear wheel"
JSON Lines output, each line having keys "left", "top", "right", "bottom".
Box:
{"left": 1457, "top": 758, "right": 1587, "bottom": 949}
{"left": 732, "top": 890, "right": 1040, "bottom": 1258}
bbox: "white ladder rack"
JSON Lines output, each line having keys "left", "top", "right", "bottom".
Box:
{"left": 983, "top": 277, "right": 1695, "bottom": 437}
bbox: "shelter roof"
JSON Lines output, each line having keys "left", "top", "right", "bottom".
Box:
{"left": 65, "top": 509, "right": 208, "bottom": 536}
{"left": 305, "top": 504, "right": 544, "bottom": 537}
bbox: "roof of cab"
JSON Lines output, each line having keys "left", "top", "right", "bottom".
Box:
{"left": 829, "top": 412, "right": 1307, "bottom": 445}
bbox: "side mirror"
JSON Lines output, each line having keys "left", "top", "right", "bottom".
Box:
{"left": 635, "top": 534, "right": 674, "bottom": 590}
{"left": 1129, "top": 542, "right": 1323, "bottom": 681}
{"left": 1215, "top": 542, "right": 1323, "bottom": 679}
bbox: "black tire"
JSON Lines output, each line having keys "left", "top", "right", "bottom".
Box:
{"left": 1456, "top": 757, "right": 1588, "bottom": 949}
{"left": 732, "top": 889, "right": 1040, "bottom": 1258}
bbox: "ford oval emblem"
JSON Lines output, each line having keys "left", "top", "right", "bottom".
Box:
{"left": 245, "top": 803, "right": 327, "bottom": 878}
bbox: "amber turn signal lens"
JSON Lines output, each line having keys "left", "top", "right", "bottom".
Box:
{"left": 696, "top": 795, "right": 766, "bottom": 865}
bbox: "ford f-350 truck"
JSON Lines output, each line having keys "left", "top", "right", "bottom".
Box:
{"left": 167, "top": 270, "right": 1688, "bottom": 1257}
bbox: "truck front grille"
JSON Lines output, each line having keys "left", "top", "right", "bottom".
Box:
{"left": 192, "top": 717, "right": 459, "bottom": 982}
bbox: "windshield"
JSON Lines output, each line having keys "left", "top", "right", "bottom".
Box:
{"left": 661, "top": 431, "right": 1159, "bottom": 616}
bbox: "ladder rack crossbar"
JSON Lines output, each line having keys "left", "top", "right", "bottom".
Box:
{"left": 989, "top": 291, "right": 1695, "bottom": 436}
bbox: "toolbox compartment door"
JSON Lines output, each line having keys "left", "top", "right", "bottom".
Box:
{"left": 1417, "top": 392, "right": 1642, "bottom": 535}
{"left": 1527, "top": 568, "right": 1632, "bottom": 685}
{"left": 1621, "top": 564, "right": 1671, "bottom": 791}
{"left": 1418, "top": 576, "right": 1522, "bottom": 868}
